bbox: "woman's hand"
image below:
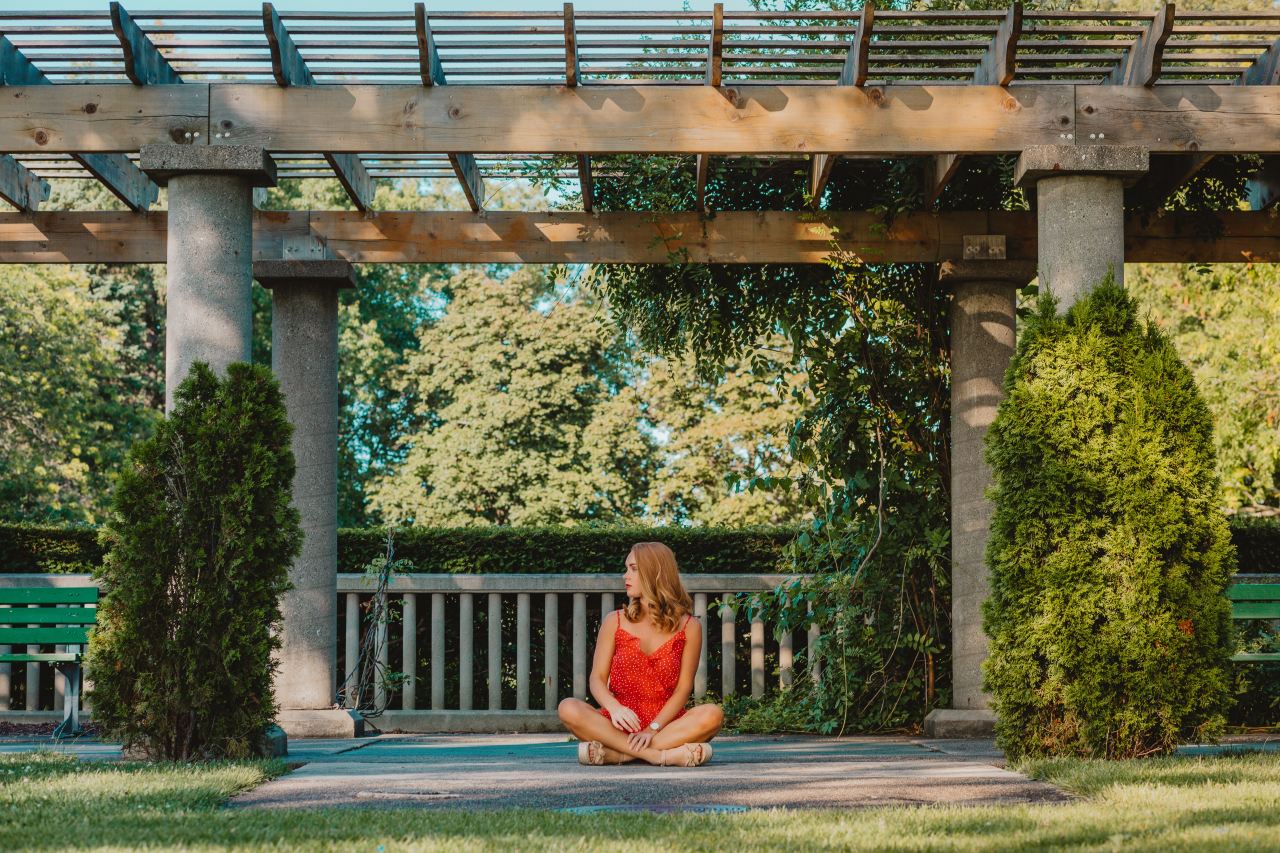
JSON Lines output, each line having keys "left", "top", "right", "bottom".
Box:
{"left": 627, "top": 729, "right": 655, "bottom": 752}
{"left": 608, "top": 704, "right": 641, "bottom": 733}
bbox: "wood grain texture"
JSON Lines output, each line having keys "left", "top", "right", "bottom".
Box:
{"left": 1105, "top": 3, "right": 1174, "bottom": 87}
{"left": 111, "top": 2, "right": 183, "bottom": 86}
{"left": 1076, "top": 85, "right": 1280, "bottom": 153}
{"left": 974, "top": 2, "right": 1022, "bottom": 87}
{"left": 0, "top": 154, "right": 49, "bottom": 212}
{"left": 3, "top": 209, "right": 1276, "bottom": 265}
{"left": 839, "top": 3, "right": 874, "bottom": 88}
{"left": 0, "top": 84, "right": 207, "bottom": 153}
{"left": 208, "top": 84, "right": 1075, "bottom": 155}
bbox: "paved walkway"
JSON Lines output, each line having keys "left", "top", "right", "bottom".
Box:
{"left": 5, "top": 732, "right": 1276, "bottom": 812}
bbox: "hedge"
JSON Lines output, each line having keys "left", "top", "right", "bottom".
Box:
{"left": 0, "top": 522, "right": 799, "bottom": 574}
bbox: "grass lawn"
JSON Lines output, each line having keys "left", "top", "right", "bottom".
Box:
{"left": 2, "top": 750, "right": 1279, "bottom": 851}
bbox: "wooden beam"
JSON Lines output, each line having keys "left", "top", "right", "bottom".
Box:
{"left": 576, "top": 154, "right": 593, "bottom": 214}
{"left": 1241, "top": 38, "right": 1280, "bottom": 87}
{"left": 0, "top": 155, "right": 49, "bottom": 212}
{"left": 4, "top": 210, "right": 1279, "bottom": 266}
{"left": 929, "top": 4, "right": 1021, "bottom": 207}
{"left": 707, "top": 3, "right": 724, "bottom": 88}
{"left": 262, "top": 2, "right": 374, "bottom": 212}
{"left": 564, "top": 2, "right": 580, "bottom": 88}
{"left": 810, "top": 154, "right": 836, "bottom": 205}
{"left": 110, "top": 2, "right": 182, "bottom": 86}
{"left": 1, "top": 34, "right": 160, "bottom": 212}
{"left": 14, "top": 84, "right": 1280, "bottom": 156}
{"left": 1248, "top": 158, "right": 1280, "bottom": 210}
{"left": 839, "top": 2, "right": 874, "bottom": 87}
{"left": 696, "top": 154, "right": 710, "bottom": 212}
{"left": 1106, "top": 2, "right": 1174, "bottom": 87}
{"left": 414, "top": 3, "right": 484, "bottom": 212}
{"left": 974, "top": 2, "right": 1022, "bottom": 88}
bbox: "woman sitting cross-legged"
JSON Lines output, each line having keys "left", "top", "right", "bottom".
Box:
{"left": 558, "top": 542, "right": 723, "bottom": 767}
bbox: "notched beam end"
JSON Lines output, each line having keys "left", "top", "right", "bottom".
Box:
{"left": 450, "top": 154, "right": 484, "bottom": 212}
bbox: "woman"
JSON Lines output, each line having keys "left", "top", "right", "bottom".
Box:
{"left": 557, "top": 542, "right": 724, "bottom": 766}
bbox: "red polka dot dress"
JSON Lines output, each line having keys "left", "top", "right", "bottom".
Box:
{"left": 599, "top": 610, "right": 691, "bottom": 729}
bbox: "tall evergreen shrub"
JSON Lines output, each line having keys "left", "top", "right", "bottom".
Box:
{"left": 88, "top": 362, "right": 300, "bottom": 760}
{"left": 983, "top": 279, "right": 1236, "bottom": 759}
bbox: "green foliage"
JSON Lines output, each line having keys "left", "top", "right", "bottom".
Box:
{"left": 0, "top": 522, "right": 103, "bottom": 573}
{"left": 983, "top": 279, "right": 1237, "bottom": 759}
{"left": 87, "top": 362, "right": 301, "bottom": 760}
{"left": 338, "top": 525, "right": 795, "bottom": 574}
{"left": 1127, "top": 263, "right": 1280, "bottom": 509}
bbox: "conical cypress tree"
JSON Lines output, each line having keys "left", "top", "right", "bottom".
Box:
{"left": 87, "top": 362, "right": 300, "bottom": 760}
{"left": 982, "top": 278, "right": 1236, "bottom": 759}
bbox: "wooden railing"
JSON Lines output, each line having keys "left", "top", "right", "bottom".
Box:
{"left": 0, "top": 572, "right": 815, "bottom": 730}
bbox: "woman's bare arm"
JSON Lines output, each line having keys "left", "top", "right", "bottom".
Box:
{"left": 588, "top": 610, "right": 640, "bottom": 732}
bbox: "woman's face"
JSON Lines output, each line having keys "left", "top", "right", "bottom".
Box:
{"left": 623, "top": 551, "right": 642, "bottom": 600}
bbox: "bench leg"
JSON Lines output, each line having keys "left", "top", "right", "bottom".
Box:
{"left": 51, "top": 662, "right": 82, "bottom": 740}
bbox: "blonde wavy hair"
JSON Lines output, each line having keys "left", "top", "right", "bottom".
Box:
{"left": 624, "top": 542, "right": 693, "bottom": 633}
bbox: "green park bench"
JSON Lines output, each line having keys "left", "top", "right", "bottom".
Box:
{"left": 1228, "top": 582, "right": 1280, "bottom": 662}
{"left": 0, "top": 586, "right": 98, "bottom": 738}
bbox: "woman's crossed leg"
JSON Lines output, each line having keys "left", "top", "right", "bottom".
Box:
{"left": 558, "top": 698, "right": 723, "bottom": 765}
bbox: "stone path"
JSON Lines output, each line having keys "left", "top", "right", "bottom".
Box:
{"left": 226, "top": 734, "right": 1070, "bottom": 811}
{"left": 5, "top": 732, "right": 1275, "bottom": 812}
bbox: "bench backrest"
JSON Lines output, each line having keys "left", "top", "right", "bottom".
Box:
{"left": 0, "top": 587, "right": 99, "bottom": 646}
{"left": 1227, "top": 583, "right": 1280, "bottom": 620}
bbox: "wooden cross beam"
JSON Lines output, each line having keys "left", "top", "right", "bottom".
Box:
{"left": 695, "top": 3, "right": 724, "bottom": 213}
{"left": 925, "top": 2, "right": 1022, "bottom": 207}
{"left": 2, "top": 209, "right": 1277, "bottom": 266}
{"left": 1106, "top": 3, "right": 1175, "bottom": 87}
{"left": 812, "top": 2, "right": 875, "bottom": 205}
{"left": 415, "top": 3, "right": 485, "bottom": 212}
{"left": 0, "top": 152, "right": 49, "bottom": 211}
{"left": 564, "top": 3, "right": 593, "bottom": 213}
{"left": 262, "top": 3, "right": 374, "bottom": 212}
{"left": 1, "top": 31, "right": 158, "bottom": 212}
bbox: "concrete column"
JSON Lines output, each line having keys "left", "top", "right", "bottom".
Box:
{"left": 139, "top": 146, "right": 276, "bottom": 411}
{"left": 1014, "top": 145, "right": 1149, "bottom": 311}
{"left": 924, "top": 258, "right": 1033, "bottom": 739}
{"left": 255, "top": 259, "right": 362, "bottom": 739}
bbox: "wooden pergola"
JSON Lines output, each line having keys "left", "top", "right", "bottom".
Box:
{"left": 3, "top": 2, "right": 1279, "bottom": 738}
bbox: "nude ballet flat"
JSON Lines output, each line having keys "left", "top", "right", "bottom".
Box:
{"left": 659, "top": 742, "right": 712, "bottom": 767}
{"left": 577, "top": 740, "right": 605, "bottom": 765}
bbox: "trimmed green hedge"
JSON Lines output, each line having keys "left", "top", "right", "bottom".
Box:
{"left": 1, "top": 517, "right": 1276, "bottom": 576}
{"left": 0, "top": 522, "right": 797, "bottom": 574}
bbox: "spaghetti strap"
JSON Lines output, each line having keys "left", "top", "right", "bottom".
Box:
{"left": 682, "top": 613, "right": 691, "bottom": 629}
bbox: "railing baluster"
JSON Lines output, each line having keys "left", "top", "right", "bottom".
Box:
{"left": 53, "top": 604, "right": 65, "bottom": 713}
{"left": 780, "top": 627, "right": 794, "bottom": 689}
{"left": 343, "top": 592, "right": 359, "bottom": 708}
{"left": 721, "top": 601, "right": 736, "bottom": 697}
{"left": 402, "top": 593, "right": 417, "bottom": 710}
{"left": 516, "top": 592, "right": 530, "bottom": 710}
{"left": 431, "top": 593, "right": 445, "bottom": 711}
{"left": 601, "top": 592, "right": 614, "bottom": 620}
{"left": 751, "top": 606, "right": 765, "bottom": 699}
{"left": 488, "top": 592, "right": 501, "bottom": 710}
{"left": 544, "top": 592, "right": 558, "bottom": 711}
{"left": 693, "top": 593, "right": 708, "bottom": 699}
{"left": 0, "top": 644, "right": 9, "bottom": 711}
{"left": 807, "top": 601, "right": 822, "bottom": 684}
{"left": 459, "top": 593, "right": 474, "bottom": 710}
{"left": 572, "top": 592, "right": 587, "bottom": 699}
{"left": 375, "top": 591, "right": 388, "bottom": 711}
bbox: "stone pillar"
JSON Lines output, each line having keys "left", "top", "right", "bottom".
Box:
{"left": 139, "top": 146, "right": 277, "bottom": 411}
{"left": 254, "top": 260, "right": 363, "bottom": 739}
{"left": 923, "top": 258, "right": 1034, "bottom": 739}
{"left": 1014, "top": 145, "right": 1149, "bottom": 310}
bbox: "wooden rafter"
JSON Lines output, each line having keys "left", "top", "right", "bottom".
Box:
{"left": 0, "top": 32, "right": 158, "bottom": 212}
{"left": 262, "top": 3, "right": 374, "bottom": 212}
{"left": 111, "top": 2, "right": 181, "bottom": 86}
{"left": 926, "top": 3, "right": 1022, "bottom": 207}
{"left": 564, "top": 3, "right": 593, "bottom": 213}
{"left": 695, "top": 3, "right": 724, "bottom": 211}
{"left": 4, "top": 210, "right": 1279, "bottom": 266}
{"left": 1243, "top": 39, "right": 1280, "bottom": 209}
{"left": 1106, "top": 2, "right": 1175, "bottom": 87}
{"left": 414, "top": 2, "right": 484, "bottom": 212}
{"left": 812, "top": 2, "right": 876, "bottom": 205}
{"left": 0, "top": 153, "right": 49, "bottom": 212}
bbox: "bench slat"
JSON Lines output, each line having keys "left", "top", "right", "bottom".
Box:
{"left": 1232, "top": 652, "right": 1280, "bottom": 662}
{"left": 1231, "top": 602, "right": 1280, "bottom": 620}
{"left": 0, "top": 626, "right": 89, "bottom": 645}
{"left": 0, "top": 606, "right": 96, "bottom": 625}
{"left": 0, "top": 587, "right": 99, "bottom": 605}
{"left": 1226, "top": 583, "right": 1280, "bottom": 601}
{"left": 0, "top": 652, "right": 80, "bottom": 663}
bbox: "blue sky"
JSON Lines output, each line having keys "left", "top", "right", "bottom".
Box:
{"left": 31, "top": 0, "right": 763, "bottom": 12}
